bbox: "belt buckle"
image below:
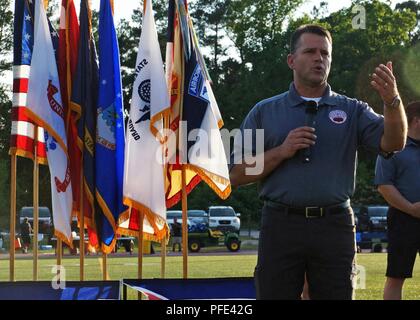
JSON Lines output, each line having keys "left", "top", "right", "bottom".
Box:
{"left": 305, "top": 207, "right": 323, "bottom": 218}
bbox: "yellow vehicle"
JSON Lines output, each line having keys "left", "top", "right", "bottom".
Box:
{"left": 187, "top": 226, "right": 241, "bottom": 253}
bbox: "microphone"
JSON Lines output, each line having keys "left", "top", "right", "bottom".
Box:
{"left": 302, "top": 100, "right": 318, "bottom": 163}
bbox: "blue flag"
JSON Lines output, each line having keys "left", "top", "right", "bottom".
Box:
{"left": 71, "top": 0, "right": 100, "bottom": 251}
{"left": 14, "top": 0, "right": 34, "bottom": 66}
{"left": 96, "top": 0, "right": 127, "bottom": 253}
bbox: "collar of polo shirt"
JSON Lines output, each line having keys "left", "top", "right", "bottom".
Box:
{"left": 287, "top": 82, "right": 338, "bottom": 107}
{"left": 407, "top": 136, "right": 420, "bottom": 147}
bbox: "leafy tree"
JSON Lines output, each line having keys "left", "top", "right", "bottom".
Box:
{"left": 0, "top": 0, "right": 13, "bottom": 74}
{"left": 225, "top": 0, "right": 303, "bottom": 65}
{"left": 396, "top": 0, "right": 420, "bottom": 43}
{"left": 0, "top": 85, "right": 11, "bottom": 158}
{"left": 190, "top": 0, "right": 231, "bottom": 82}
{"left": 117, "top": 0, "right": 167, "bottom": 112}
{"left": 353, "top": 160, "right": 386, "bottom": 206}
{"left": 310, "top": 1, "right": 329, "bottom": 19}
{"left": 324, "top": 0, "right": 416, "bottom": 103}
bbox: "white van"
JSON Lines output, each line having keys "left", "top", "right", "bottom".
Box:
{"left": 208, "top": 206, "right": 240, "bottom": 233}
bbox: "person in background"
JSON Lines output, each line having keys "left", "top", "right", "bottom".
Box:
{"left": 375, "top": 101, "right": 420, "bottom": 300}
{"left": 171, "top": 217, "right": 182, "bottom": 252}
{"left": 20, "top": 217, "right": 33, "bottom": 254}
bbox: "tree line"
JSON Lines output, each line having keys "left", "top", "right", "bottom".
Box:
{"left": 0, "top": 0, "right": 419, "bottom": 229}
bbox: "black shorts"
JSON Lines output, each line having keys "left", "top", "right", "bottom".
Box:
{"left": 255, "top": 204, "right": 356, "bottom": 300}
{"left": 386, "top": 207, "right": 420, "bottom": 279}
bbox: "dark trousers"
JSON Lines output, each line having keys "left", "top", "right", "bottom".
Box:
{"left": 386, "top": 207, "right": 420, "bottom": 278}
{"left": 255, "top": 204, "right": 356, "bottom": 300}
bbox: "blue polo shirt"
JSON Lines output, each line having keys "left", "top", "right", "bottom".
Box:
{"left": 231, "top": 82, "right": 384, "bottom": 206}
{"left": 375, "top": 137, "right": 420, "bottom": 203}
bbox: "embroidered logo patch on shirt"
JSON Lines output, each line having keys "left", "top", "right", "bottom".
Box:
{"left": 329, "top": 110, "right": 347, "bottom": 124}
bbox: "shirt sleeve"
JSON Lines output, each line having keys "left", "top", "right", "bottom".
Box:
{"left": 229, "top": 104, "right": 261, "bottom": 171}
{"left": 357, "top": 102, "right": 384, "bottom": 153}
{"left": 374, "top": 154, "right": 396, "bottom": 186}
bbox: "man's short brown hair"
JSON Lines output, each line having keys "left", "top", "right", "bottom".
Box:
{"left": 290, "top": 24, "right": 332, "bottom": 54}
{"left": 406, "top": 101, "right": 420, "bottom": 125}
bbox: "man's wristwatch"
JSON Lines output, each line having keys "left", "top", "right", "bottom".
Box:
{"left": 384, "top": 95, "right": 401, "bottom": 109}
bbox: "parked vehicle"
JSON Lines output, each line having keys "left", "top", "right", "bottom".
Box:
{"left": 166, "top": 210, "right": 209, "bottom": 231}
{"left": 166, "top": 209, "right": 241, "bottom": 252}
{"left": 187, "top": 210, "right": 208, "bottom": 224}
{"left": 166, "top": 210, "right": 193, "bottom": 230}
{"left": 188, "top": 227, "right": 241, "bottom": 253}
{"left": 356, "top": 231, "right": 388, "bottom": 253}
{"left": 208, "top": 206, "right": 241, "bottom": 233}
{"left": 354, "top": 205, "right": 389, "bottom": 252}
{"left": 187, "top": 210, "right": 208, "bottom": 232}
{"left": 357, "top": 206, "right": 388, "bottom": 232}
{"left": 166, "top": 210, "right": 182, "bottom": 224}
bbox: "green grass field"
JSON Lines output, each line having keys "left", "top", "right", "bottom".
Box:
{"left": 0, "top": 252, "right": 419, "bottom": 300}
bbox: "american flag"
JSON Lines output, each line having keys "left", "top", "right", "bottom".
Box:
{"left": 10, "top": 0, "right": 47, "bottom": 164}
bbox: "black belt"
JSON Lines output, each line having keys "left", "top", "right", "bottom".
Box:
{"left": 264, "top": 199, "right": 350, "bottom": 218}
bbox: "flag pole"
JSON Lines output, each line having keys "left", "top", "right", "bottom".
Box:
{"left": 33, "top": 127, "right": 39, "bottom": 281}
{"left": 137, "top": 209, "right": 144, "bottom": 300}
{"left": 103, "top": 253, "right": 108, "bottom": 280}
{"left": 161, "top": 235, "right": 166, "bottom": 278}
{"left": 79, "top": 167, "right": 85, "bottom": 281}
{"left": 57, "top": 238, "right": 62, "bottom": 275}
{"left": 9, "top": 154, "right": 17, "bottom": 281}
{"left": 55, "top": 117, "right": 62, "bottom": 270}
{"left": 181, "top": 166, "right": 188, "bottom": 279}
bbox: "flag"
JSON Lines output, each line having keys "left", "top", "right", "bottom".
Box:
{"left": 165, "top": 0, "right": 231, "bottom": 207}
{"left": 25, "top": 0, "right": 73, "bottom": 245}
{"left": 96, "top": 0, "right": 127, "bottom": 253}
{"left": 119, "top": 0, "right": 170, "bottom": 242}
{"left": 165, "top": 0, "right": 201, "bottom": 207}
{"left": 71, "top": 0, "right": 100, "bottom": 251}
{"left": 58, "top": 0, "right": 81, "bottom": 216}
{"left": 10, "top": 0, "right": 47, "bottom": 164}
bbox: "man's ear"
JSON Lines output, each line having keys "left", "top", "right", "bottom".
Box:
{"left": 287, "top": 53, "right": 294, "bottom": 70}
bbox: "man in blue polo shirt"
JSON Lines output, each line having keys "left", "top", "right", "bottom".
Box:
{"left": 375, "top": 101, "right": 420, "bottom": 300}
{"left": 229, "top": 24, "right": 407, "bottom": 300}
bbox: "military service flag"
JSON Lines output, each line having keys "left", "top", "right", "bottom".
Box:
{"left": 120, "top": 0, "right": 169, "bottom": 241}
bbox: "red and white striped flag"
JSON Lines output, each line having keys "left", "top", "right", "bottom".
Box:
{"left": 10, "top": 0, "right": 47, "bottom": 164}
